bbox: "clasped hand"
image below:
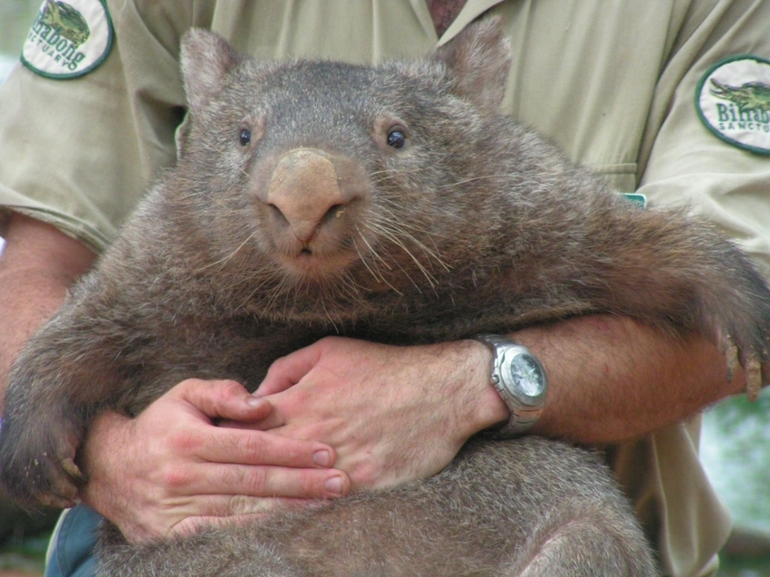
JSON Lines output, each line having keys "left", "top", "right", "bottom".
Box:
{"left": 79, "top": 337, "right": 498, "bottom": 542}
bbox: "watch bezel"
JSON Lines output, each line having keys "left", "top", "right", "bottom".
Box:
{"left": 497, "top": 346, "right": 548, "bottom": 406}
{"left": 474, "top": 334, "right": 548, "bottom": 434}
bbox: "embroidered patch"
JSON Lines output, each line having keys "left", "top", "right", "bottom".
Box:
{"left": 21, "top": 0, "right": 113, "bottom": 80}
{"left": 696, "top": 55, "right": 770, "bottom": 155}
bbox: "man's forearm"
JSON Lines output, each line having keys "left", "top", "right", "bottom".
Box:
{"left": 502, "top": 315, "right": 745, "bottom": 444}
{"left": 0, "top": 213, "right": 95, "bottom": 407}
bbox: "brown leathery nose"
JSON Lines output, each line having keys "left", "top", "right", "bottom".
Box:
{"left": 267, "top": 148, "right": 346, "bottom": 245}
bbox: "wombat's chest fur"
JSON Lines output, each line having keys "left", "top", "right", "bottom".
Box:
{"left": 109, "top": 21, "right": 639, "bottom": 403}
{"left": 100, "top": 20, "right": 617, "bottom": 404}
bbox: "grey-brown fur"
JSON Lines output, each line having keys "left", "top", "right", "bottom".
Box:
{"left": 2, "top": 17, "right": 770, "bottom": 576}
{"left": 94, "top": 437, "right": 656, "bottom": 577}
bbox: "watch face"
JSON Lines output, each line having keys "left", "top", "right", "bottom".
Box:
{"left": 507, "top": 353, "right": 546, "bottom": 399}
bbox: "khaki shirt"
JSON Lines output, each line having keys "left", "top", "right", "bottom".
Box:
{"left": 2, "top": 1, "right": 770, "bottom": 575}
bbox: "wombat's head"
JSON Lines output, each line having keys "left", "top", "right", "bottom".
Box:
{"left": 175, "top": 18, "right": 512, "bottom": 319}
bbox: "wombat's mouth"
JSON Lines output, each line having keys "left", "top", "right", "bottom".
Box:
{"left": 276, "top": 248, "right": 358, "bottom": 282}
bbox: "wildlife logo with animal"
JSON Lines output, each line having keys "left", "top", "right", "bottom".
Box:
{"left": 696, "top": 54, "right": 770, "bottom": 154}
{"left": 21, "top": 0, "right": 113, "bottom": 79}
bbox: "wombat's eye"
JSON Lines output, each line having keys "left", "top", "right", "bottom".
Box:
{"left": 386, "top": 128, "right": 407, "bottom": 149}
{"left": 239, "top": 128, "right": 252, "bottom": 146}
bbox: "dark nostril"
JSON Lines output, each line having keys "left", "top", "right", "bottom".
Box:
{"left": 269, "top": 203, "right": 288, "bottom": 224}
{"left": 322, "top": 204, "right": 347, "bottom": 224}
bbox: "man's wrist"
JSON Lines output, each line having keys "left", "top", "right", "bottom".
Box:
{"left": 455, "top": 339, "right": 512, "bottom": 433}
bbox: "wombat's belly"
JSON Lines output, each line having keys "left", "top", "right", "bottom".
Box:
{"left": 97, "top": 437, "right": 657, "bottom": 577}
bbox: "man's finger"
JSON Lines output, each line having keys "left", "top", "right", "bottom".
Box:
{"left": 170, "top": 378, "right": 272, "bottom": 422}
{"left": 166, "top": 462, "right": 349, "bottom": 500}
{"left": 187, "top": 425, "right": 335, "bottom": 470}
{"left": 257, "top": 341, "right": 327, "bottom": 396}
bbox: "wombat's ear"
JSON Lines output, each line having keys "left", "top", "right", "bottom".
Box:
{"left": 180, "top": 29, "right": 240, "bottom": 112}
{"left": 432, "top": 16, "right": 512, "bottom": 113}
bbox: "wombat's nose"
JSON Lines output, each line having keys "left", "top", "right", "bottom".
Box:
{"left": 267, "top": 148, "right": 346, "bottom": 244}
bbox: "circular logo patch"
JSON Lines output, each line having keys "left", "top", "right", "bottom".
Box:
{"left": 696, "top": 55, "right": 770, "bottom": 155}
{"left": 21, "top": 0, "right": 113, "bottom": 80}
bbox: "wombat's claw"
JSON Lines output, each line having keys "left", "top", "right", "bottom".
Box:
{"left": 34, "top": 457, "right": 83, "bottom": 509}
{"left": 745, "top": 355, "right": 762, "bottom": 402}
{"left": 61, "top": 456, "right": 86, "bottom": 483}
{"left": 722, "top": 337, "right": 762, "bottom": 401}
{"left": 724, "top": 336, "right": 740, "bottom": 383}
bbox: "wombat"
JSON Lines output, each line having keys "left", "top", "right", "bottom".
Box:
{"left": 2, "top": 16, "right": 770, "bottom": 577}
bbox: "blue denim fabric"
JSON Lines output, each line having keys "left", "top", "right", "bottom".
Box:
{"left": 45, "top": 505, "right": 102, "bottom": 577}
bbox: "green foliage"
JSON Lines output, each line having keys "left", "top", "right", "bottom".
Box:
{"left": 702, "top": 389, "right": 770, "bottom": 534}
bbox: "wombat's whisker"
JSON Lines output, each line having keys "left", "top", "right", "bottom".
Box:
{"left": 354, "top": 227, "right": 392, "bottom": 272}
{"left": 352, "top": 235, "right": 388, "bottom": 280}
{"left": 327, "top": 274, "right": 366, "bottom": 308}
{"left": 196, "top": 231, "right": 259, "bottom": 274}
{"left": 367, "top": 218, "right": 449, "bottom": 281}
{"left": 436, "top": 174, "right": 513, "bottom": 190}
{"left": 234, "top": 269, "right": 284, "bottom": 312}
{"left": 218, "top": 267, "right": 267, "bottom": 292}
{"left": 352, "top": 234, "right": 404, "bottom": 296}
{"left": 354, "top": 226, "right": 426, "bottom": 292}
{"left": 262, "top": 275, "right": 296, "bottom": 314}
{"left": 374, "top": 227, "right": 439, "bottom": 291}
{"left": 238, "top": 165, "right": 252, "bottom": 180}
{"left": 373, "top": 200, "right": 461, "bottom": 241}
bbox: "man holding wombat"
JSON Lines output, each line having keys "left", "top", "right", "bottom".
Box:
{"left": 0, "top": 1, "right": 769, "bottom": 576}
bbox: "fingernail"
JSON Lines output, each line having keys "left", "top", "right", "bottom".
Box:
{"left": 246, "top": 396, "right": 264, "bottom": 407}
{"left": 313, "top": 450, "right": 332, "bottom": 467}
{"left": 325, "top": 476, "right": 344, "bottom": 495}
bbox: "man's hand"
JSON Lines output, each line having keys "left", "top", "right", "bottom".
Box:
{"left": 253, "top": 337, "right": 508, "bottom": 490}
{"left": 248, "top": 315, "right": 748, "bottom": 492}
{"left": 78, "top": 378, "right": 350, "bottom": 543}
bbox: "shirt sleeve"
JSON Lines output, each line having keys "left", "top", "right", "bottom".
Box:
{"left": 0, "top": 0, "right": 210, "bottom": 252}
{"left": 637, "top": 0, "right": 770, "bottom": 280}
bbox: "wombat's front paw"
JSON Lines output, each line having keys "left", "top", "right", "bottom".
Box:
{"left": 0, "top": 408, "right": 86, "bottom": 509}
{"left": 721, "top": 334, "right": 770, "bottom": 402}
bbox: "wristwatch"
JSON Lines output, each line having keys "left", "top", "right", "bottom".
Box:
{"left": 474, "top": 334, "right": 548, "bottom": 435}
